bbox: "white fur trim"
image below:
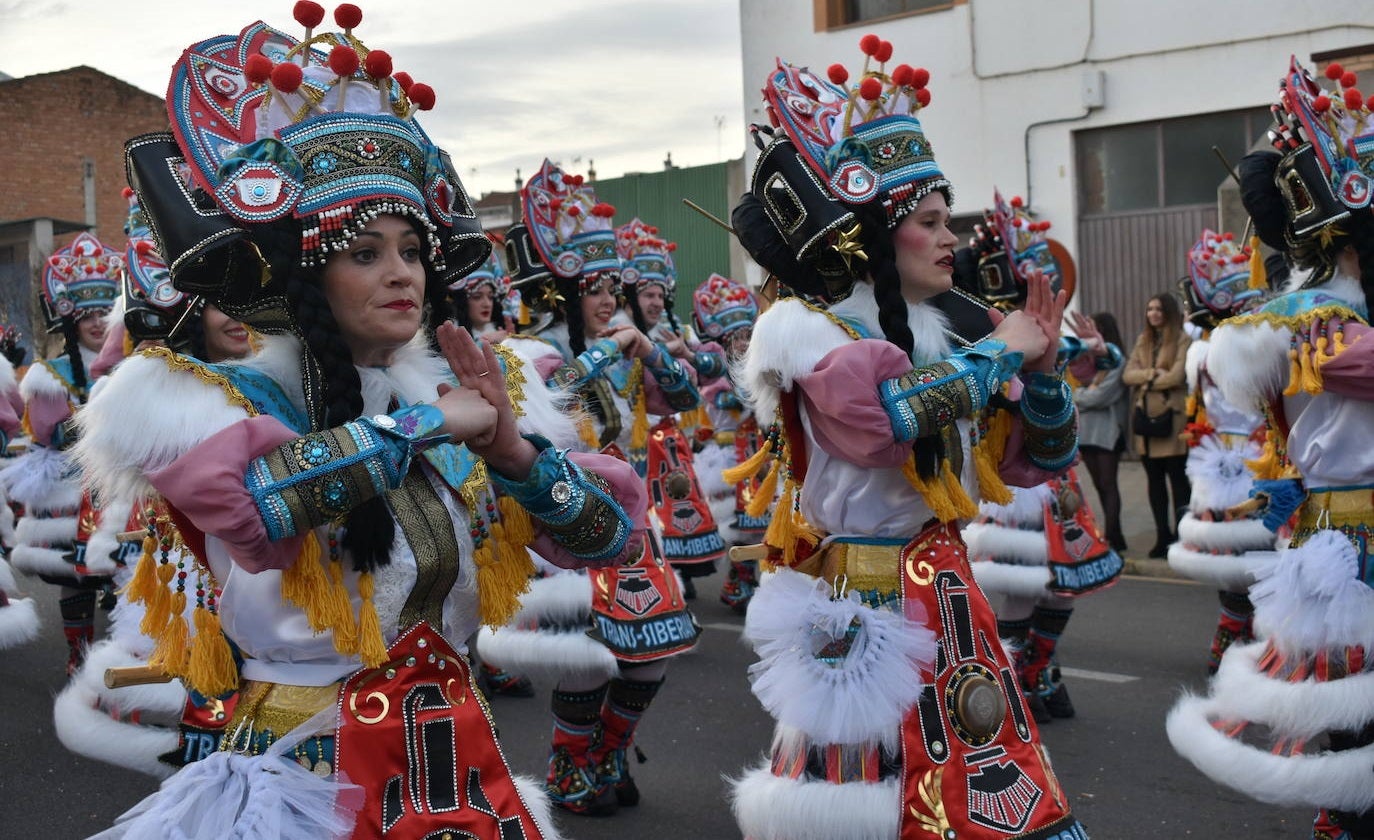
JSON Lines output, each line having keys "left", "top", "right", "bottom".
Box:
{"left": 0, "top": 557, "right": 19, "bottom": 595}
{"left": 1208, "top": 320, "right": 1288, "bottom": 410}
{"left": 10, "top": 543, "right": 77, "bottom": 578}
{"left": 963, "top": 521, "right": 1048, "bottom": 565}
{"left": 1184, "top": 436, "right": 1262, "bottom": 512}
{"left": 82, "top": 499, "right": 134, "bottom": 576}
{"left": 731, "top": 761, "right": 900, "bottom": 840}
{"left": 19, "top": 358, "right": 79, "bottom": 402}
{"left": 0, "top": 488, "right": 15, "bottom": 546}
{"left": 1184, "top": 338, "right": 1208, "bottom": 394}
{"left": 512, "top": 774, "right": 565, "bottom": 840}
{"left": 743, "top": 567, "right": 935, "bottom": 748}
{"left": 1166, "top": 541, "right": 1263, "bottom": 591}
{"left": 475, "top": 625, "right": 618, "bottom": 682}
{"left": 500, "top": 340, "right": 579, "bottom": 451}
{"left": 1167, "top": 692, "right": 1374, "bottom": 811}
{"left": 0, "top": 597, "right": 39, "bottom": 648}
{"left": 1, "top": 447, "right": 82, "bottom": 511}
{"left": 976, "top": 484, "right": 1054, "bottom": 528}
{"left": 73, "top": 352, "right": 253, "bottom": 503}
{"left": 1249, "top": 530, "right": 1374, "bottom": 653}
{"left": 1176, "top": 513, "right": 1276, "bottom": 553}
{"left": 694, "top": 443, "right": 735, "bottom": 499}
{"left": 508, "top": 572, "right": 592, "bottom": 625}
{"left": 969, "top": 559, "right": 1052, "bottom": 599}
{"left": 15, "top": 514, "right": 79, "bottom": 548}
{"left": 54, "top": 641, "right": 184, "bottom": 778}
{"left": 1206, "top": 640, "right": 1374, "bottom": 738}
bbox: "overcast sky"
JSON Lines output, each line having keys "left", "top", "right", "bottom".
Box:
{"left": 0, "top": 0, "right": 746, "bottom": 197}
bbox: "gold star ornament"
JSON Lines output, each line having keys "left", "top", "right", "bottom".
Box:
{"left": 833, "top": 222, "right": 869, "bottom": 271}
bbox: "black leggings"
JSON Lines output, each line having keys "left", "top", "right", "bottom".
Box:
{"left": 1079, "top": 445, "right": 1124, "bottom": 544}
{"left": 1141, "top": 453, "right": 1190, "bottom": 540}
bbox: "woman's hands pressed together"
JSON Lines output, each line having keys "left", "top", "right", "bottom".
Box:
{"left": 986, "top": 276, "right": 1066, "bottom": 371}
{"left": 435, "top": 322, "right": 537, "bottom": 479}
{"left": 599, "top": 323, "right": 656, "bottom": 360}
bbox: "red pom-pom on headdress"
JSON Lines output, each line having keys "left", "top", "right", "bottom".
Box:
{"left": 1222, "top": 231, "right": 1234, "bottom": 240}
{"left": 271, "top": 62, "right": 304, "bottom": 93}
{"left": 569, "top": 174, "right": 585, "bottom": 187}
{"left": 334, "top": 3, "right": 362, "bottom": 30}
{"left": 567, "top": 205, "right": 582, "bottom": 217}
{"left": 1341, "top": 71, "right": 1359, "bottom": 89}
{"left": 364, "top": 49, "right": 392, "bottom": 80}
{"left": 293, "top": 1, "right": 325, "bottom": 28}
{"left": 891, "top": 64, "right": 914, "bottom": 86}
{"left": 874, "top": 41, "right": 893, "bottom": 63}
{"left": 135, "top": 240, "right": 156, "bottom": 256}
{"left": 1367, "top": 94, "right": 1374, "bottom": 112}
{"left": 912, "top": 67, "right": 930, "bottom": 89}
{"left": 244, "top": 54, "right": 274, "bottom": 85}
{"left": 827, "top": 63, "right": 849, "bottom": 85}
{"left": 915, "top": 88, "right": 931, "bottom": 107}
{"left": 1325, "top": 62, "right": 1345, "bottom": 81}
{"left": 859, "top": 34, "right": 881, "bottom": 56}
{"left": 859, "top": 77, "right": 882, "bottom": 101}
{"left": 1345, "top": 88, "right": 1364, "bottom": 110}
{"left": 666, "top": 242, "right": 677, "bottom": 252}
{"left": 393, "top": 71, "right": 414, "bottom": 94}
{"left": 549, "top": 198, "right": 563, "bottom": 211}
{"left": 329, "top": 44, "right": 360, "bottom": 77}
{"left": 1313, "top": 94, "right": 1331, "bottom": 113}
{"left": 408, "top": 82, "right": 436, "bottom": 111}
{"left": 1010, "top": 195, "right": 1024, "bottom": 208}
{"left": 121, "top": 186, "right": 135, "bottom": 199}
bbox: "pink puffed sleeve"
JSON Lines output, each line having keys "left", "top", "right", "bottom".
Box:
{"left": 26, "top": 392, "right": 73, "bottom": 447}
{"left": 526, "top": 450, "right": 647, "bottom": 568}
{"left": 146, "top": 414, "right": 305, "bottom": 573}
{"left": 1317, "top": 326, "right": 1374, "bottom": 400}
{"left": 533, "top": 353, "right": 564, "bottom": 382}
{"left": 0, "top": 386, "right": 21, "bottom": 440}
{"left": 794, "top": 339, "right": 915, "bottom": 469}
{"left": 1066, "top": 353, "right": 1099, "bottom": 384}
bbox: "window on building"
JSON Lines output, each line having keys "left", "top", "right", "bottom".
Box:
{"left": 1076, "top": 108, "right": 1270, "bottom": 215}
{"left": 814, "top": 0, "right": 957, "bottom": 30}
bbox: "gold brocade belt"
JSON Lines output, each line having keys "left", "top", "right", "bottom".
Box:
{"left": 714, "top": 431, "right": 736, "bottom": 446}
{"left": 790, "top": 539, "right": 911, "bottom": 596}
{"left": 225, "top": 679, "right": 338, "bottom": 743}
{"left": 1295, "top": 487, "right": 1374, "bottom": 534}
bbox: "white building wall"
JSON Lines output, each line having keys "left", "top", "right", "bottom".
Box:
{"left": 739, "top": 0, "right": 1374, "bottom": 261}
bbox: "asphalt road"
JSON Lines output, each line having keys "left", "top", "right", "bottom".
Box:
{"left": 2, "top": 559, "right": 1311, "bottom": 839}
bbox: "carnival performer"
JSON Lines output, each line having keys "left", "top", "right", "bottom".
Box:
{"left": 76, "top": 7, "right": 645, "bottom": 838}
{"left": 451, "top": 233, "right": 513, "bottom": 342}
{"left": 54, "top": 189, "right": 254, "bottom": 779}
{"left": 961, "top": 191, "right": 1123, "bottom": 724}
{"left": 689, "top": 273, "right": 767, "bottom": 610}
{"left": 618, "top": 218, "right": 727, "bottom": 597}
{"left": 728, "top": 40, "right": 1087, "bottom": 839}
{"left": 3, "top": 232, "right": 121, "bottom": 674}
{"left": 1167, "top": 57, "right": 1374, "bottom": 837}
{"left": 487, "top": 160, "right": 702, "bottom": 816}
{"left": 1166, "top": 229, "right": 1277, "bottom": 674}
{"left": 449, "top": 239, "right": 537, "bottom": 699}
{"left": 0, "top": 342, "right": 38, "bottom": 650}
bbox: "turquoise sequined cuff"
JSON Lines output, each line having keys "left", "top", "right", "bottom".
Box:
{"left": 245, "top": 404, "right": 446, "bottom": 541}
{"left": 488, "top": 435, "right": 634, "bottom": 564}
{"left": 693, "top": 350, "right": 727, "bottom": 381}
{"left": 548, "top": 338, "right": 622, "bottom": 390}
{"left": 1020, "top": 372, "right": 1077, "bottom": 472}
{"left": 880, "top": 338, "right": 1021, "bottom": 442}
{"left": 645, "top": 343, "right": 700, "bottom": 412}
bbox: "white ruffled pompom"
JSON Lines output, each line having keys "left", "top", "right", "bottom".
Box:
{"left": 744, "top": 567, "right": 937, "bottom": 749}
{"left": 1249, "top": 529, "right": 1374, "bottom": 654}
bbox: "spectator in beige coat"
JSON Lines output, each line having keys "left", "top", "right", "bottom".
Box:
{"left": 1122, "top": 292, "right": 1191, "bottom": 557}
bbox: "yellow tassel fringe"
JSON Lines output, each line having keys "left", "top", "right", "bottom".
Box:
{"left": 723, "top": 435, "right": 774, "bottom": 485}
{"left": 746, "top": 458, "right": 781, "bottom": 519}
{"left": 355, "top": 573, "right": 388, "bottom": 668}
{"left": 973, "top": 442, "right": 1013, "bottom": 505}
{"left": 149, "top": 592, "right": 189, "bottom": 675}
{"left": 187, "top": 607, "right": 238, "bottom": 697}
{"left": 140, "top": 562, "right": 176, "bottom": 638}
{"left": 1248, "top": 236, "right": 1267, "bottom": 291}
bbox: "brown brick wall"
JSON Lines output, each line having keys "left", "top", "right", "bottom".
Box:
{"left": 0, "top": 66, "right": 167, "bottom": 246}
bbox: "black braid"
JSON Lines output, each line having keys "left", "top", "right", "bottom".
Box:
{"left": 563, "top": 279, "right": 588, "bottom": 357}
{"left": 625, "top": 287, "right": 650, "bottom": 333}
{"left": 448, "top": 288, "right": 472, "bottom": 332}
{"left": 60, "top": 319, "right": 89, "bottom": 400}
{"left": 285, "top": 269, "right": 395, "bottom": 574}
{"left": 1348, "top": 214, "right": 1374, "bottom": 313}
{"left": 663, "top": 295, "right": 682, "bottom": 334}
{"left": 181, "top": 306, "right": 208, "bottom": 361}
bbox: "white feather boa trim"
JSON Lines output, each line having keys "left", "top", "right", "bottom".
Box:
{"left": 1248, "top": 530, "right": 1374, "bottom": 654}
{"left": 0, "top": 597, "right": 39, "bottom": 648}
{"left": 1175, "top": 512, "right": 1276, "bottom": 553}
{"left": 970, "top": 560, "right": 1052, "bottom": 599}
{"left": 976, "top": 483, "right": 1054, "bottom": 528}
{"left": 1, "top": 447, "right": 81, "bottom": 512}
{"left": 963, "top": 521, "right": 1048, "bottom": 565}
{"left": 1166, "top": 540, "right": 1271, "bottom": 591}
{"left": 1168, "top": 642, "right": 1374, "bottom": 811}
{"left": 743, "top": 567, "right": 936, "bottom": 749}
{"left": 54, "top": 641, "right": 183, "bottom": 779}
{"left": 1185, "top": 435, "right": 1261, "bottom": 512}
{"left": 731, "top": 761, "right": 899, "bottom": 840}
{"left": 475, "top": 625, "right": 618, "bottom": 682}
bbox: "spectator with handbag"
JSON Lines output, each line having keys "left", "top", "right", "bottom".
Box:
{"left": 1123, "top": 292, "right": 1192, "bottom": 557}
{"left": 1072, "top": 311, "right": 1129, "bottom": 552}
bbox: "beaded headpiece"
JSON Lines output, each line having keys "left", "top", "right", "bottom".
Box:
{"left": 121, "top": 187, "right": 196, "bottom": 343}
{"left": 1180, "top": 229, "right": 1260, "bottom": 321}
{"left": 615, "top": 218, "right": 676, "bottom": 292}
{"left": 41, "top": 233, "right": 122, "bottom": 331}
{"left": 515, "top": 160, "right": 621, "bottom": 318}
{"left": 127, "top": 3, "right": 487, "bottom": 330}
{"left": 692, "top": 273, "right": 758, "bottom": 340}
{"left": 1268, "top": 56, "right": 1374, "bottom": 242}
{"left": 451, "top": 233, "right": 509, "bottom": 296}
{"left": 965, "top": 190, "right": 1071, "bottom": 307}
